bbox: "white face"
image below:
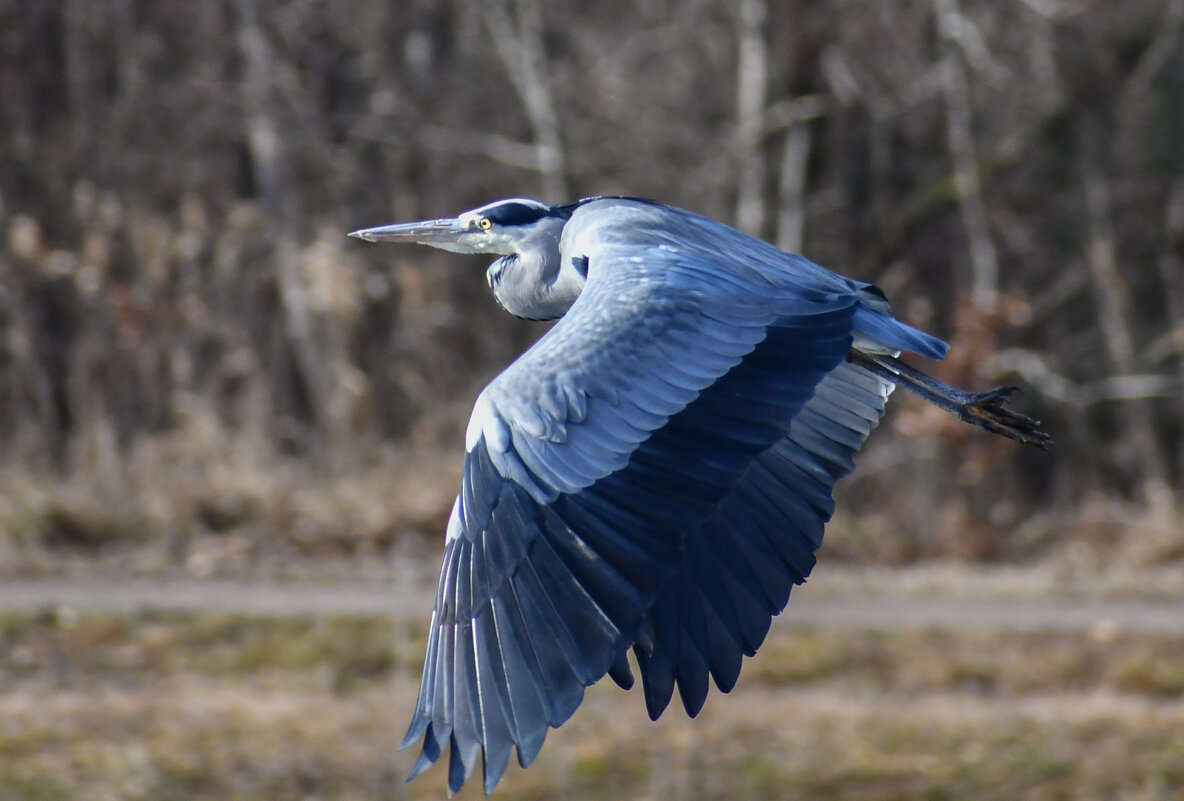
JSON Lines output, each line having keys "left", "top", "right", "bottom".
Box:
{"left": 348, "top": 198, "right": 555, "bottom": 255}
{"left": 448, "top": 215, "right": 518, "bottom": 255}
{"left": 455, "top": 198, "right": 554, "bottom": 255}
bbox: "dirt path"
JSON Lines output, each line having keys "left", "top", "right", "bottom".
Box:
{"left": 3, "top": 570, "right": 1181, "bottom": 634}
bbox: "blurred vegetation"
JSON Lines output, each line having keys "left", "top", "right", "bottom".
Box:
{"left": 0, "top": 608, "right": 1180, "bottom": 799}
{"left": 0, "top": 0, "right": 1182, "bottom": 573}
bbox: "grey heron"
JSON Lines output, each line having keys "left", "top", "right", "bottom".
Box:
{"left": 350, "top": 196, "right": 1050, "bottom": 794}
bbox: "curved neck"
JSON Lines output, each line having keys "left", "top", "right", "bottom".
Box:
{"left": 485, "top": 217, "right": 584, "bottom": 321}
{"left": 487, "top": 253, "right": 585, "bottom": 321}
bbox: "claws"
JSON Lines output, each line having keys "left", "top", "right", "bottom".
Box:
{"left": 960, "top": 385, "right": 1053, "bottom": 449}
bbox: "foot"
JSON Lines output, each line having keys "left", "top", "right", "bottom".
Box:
{"left": 959, "top": 386, "right": 1053, "bottom": 449}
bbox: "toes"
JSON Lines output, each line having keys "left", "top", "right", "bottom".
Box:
{"left": 968, "top": 385, "right": 1023, "bottom": 406}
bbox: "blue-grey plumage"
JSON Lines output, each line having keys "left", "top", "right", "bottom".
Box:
{"left": 349, "top": 196, "right": 1050, "bottom": 794}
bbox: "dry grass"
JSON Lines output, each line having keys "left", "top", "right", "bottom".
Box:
{"left": 0, "top": 609, "right": 1181, "bottom": 800}
{"left": 0, "top": 432, "right": 460, "bottom": 580}
{"left": 3, "top": 438, "right": 1182, "bottom": 586}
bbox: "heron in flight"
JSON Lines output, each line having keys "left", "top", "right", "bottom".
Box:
{"left": 350, "top": 196, "right": 1050, "bottom": 794}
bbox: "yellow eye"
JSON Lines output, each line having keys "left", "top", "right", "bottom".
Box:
{"left": 477, "top": 218, "right": 492, "bottom": 230}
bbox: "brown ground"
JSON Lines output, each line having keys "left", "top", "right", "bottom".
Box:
{"left": 0, "top": 564, "right": 1181, "bottom": 800}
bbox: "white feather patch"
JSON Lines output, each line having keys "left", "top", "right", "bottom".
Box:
{"left": 465, "top": 392, "right": 511, "bottom": 454}
{"left": 445, "top": 497, "right": 463, "bottom": 542}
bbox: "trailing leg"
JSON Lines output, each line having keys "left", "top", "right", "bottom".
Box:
{"left": 846, "top": 350, "right": 1053, "bottom": 449}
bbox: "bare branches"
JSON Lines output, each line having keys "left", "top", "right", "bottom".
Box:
{"left": 934, "top": 0, "right": 999, "bottom": 313}
{"left": 3, "top": 0, "right": 1184, "bottom": 561}
{"left": 1121, "top": 0, "right": 1184, "bottom": 108}
{"left": 351, "top": 123, "right": 542, "bottom": 173}
{"left": 989, "top": 350, "right": 1184, "bottom": 409}
{"left": 775, "top": 120, "right": 811, "bottom": 254}
{"left": 235, "top": 0, "right": 295, "bottom": 222}
{"left": 235, "top": 0, "right": 364, "bottom": 462}
{"left": 732, "top": 1, "right": 827, "bottom": 250}
{"left": 1082, "top": 167, "right": 1174, "bottom": 511}
{"left": 478, "top": 0, "right": 568, "bottom": 199}
{"left": 733, "top": 0, "right": 769, "bottom": 236}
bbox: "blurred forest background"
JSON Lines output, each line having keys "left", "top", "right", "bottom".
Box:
{"left": 3, "top": 2, "right": 1184, "bottom": 800}
{"left": 1, "top": 0, "right": 1182, "bottom": 577}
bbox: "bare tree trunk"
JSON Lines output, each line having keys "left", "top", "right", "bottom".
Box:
{"left": 479, "top": 0, "right": 568, "bottom": 200}
{"left": 1083, "top": 168, "right": 1174, "bottom": 511}
{"left": 775, "top": 121, "right": 811, "bottom": 254}
{"left": 100, "top": 0, "right": 146, "bottom": 163}
{"left": 1118, "top": 0, "right": 1184, "bottom": 127}
{"left": 235, "top": 0, "right": 326, "bottom": 448}
{"left": 1154, "top": 177, "right": 1184, "bottom": 489}
{"left": 733, "top": 0, "right": 768, "bottom": 236}
{"left": 63, "top": 1, "right": 94, "bottom": 150}
{"left": 934, "top": 0, "right": 999, "bottom": 313}
{"left": 3, "top": 247, "right": 57, "bottom": 468}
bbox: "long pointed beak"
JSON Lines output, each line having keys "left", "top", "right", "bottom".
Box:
{"left": 348, "top": 218, "right": 465, "bottom": 245}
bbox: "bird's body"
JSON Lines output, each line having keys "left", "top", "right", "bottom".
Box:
{"left": 350, "top": 197, "right": 1049, "bottom": 794}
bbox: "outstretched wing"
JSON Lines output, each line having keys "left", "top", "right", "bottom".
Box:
{"left": 628, "top": 359, "right": 894, "bottom": 719}
{"left": 403, "top": 203, "right": 861, "bottom": 793}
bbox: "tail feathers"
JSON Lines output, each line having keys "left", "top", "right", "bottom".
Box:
{"left": 852, "top": 306, "right": 948, "bottom": 361}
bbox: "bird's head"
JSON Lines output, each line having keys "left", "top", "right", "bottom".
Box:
{"left": 350, "top": 197, "right": 586, "bottom": 320}
{"left": 348, "top": 198, "right": 572, "bottom": 256}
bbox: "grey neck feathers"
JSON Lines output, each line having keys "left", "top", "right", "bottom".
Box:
{"left": 485, "top": 217, "right": 585, "bottom": 321}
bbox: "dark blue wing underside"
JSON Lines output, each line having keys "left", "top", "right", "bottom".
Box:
{"left": 630, "top": 359, "right": 892, "bottom": 720}
{"left": 404, "top": 303, "right": 862, "bottom": 793}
